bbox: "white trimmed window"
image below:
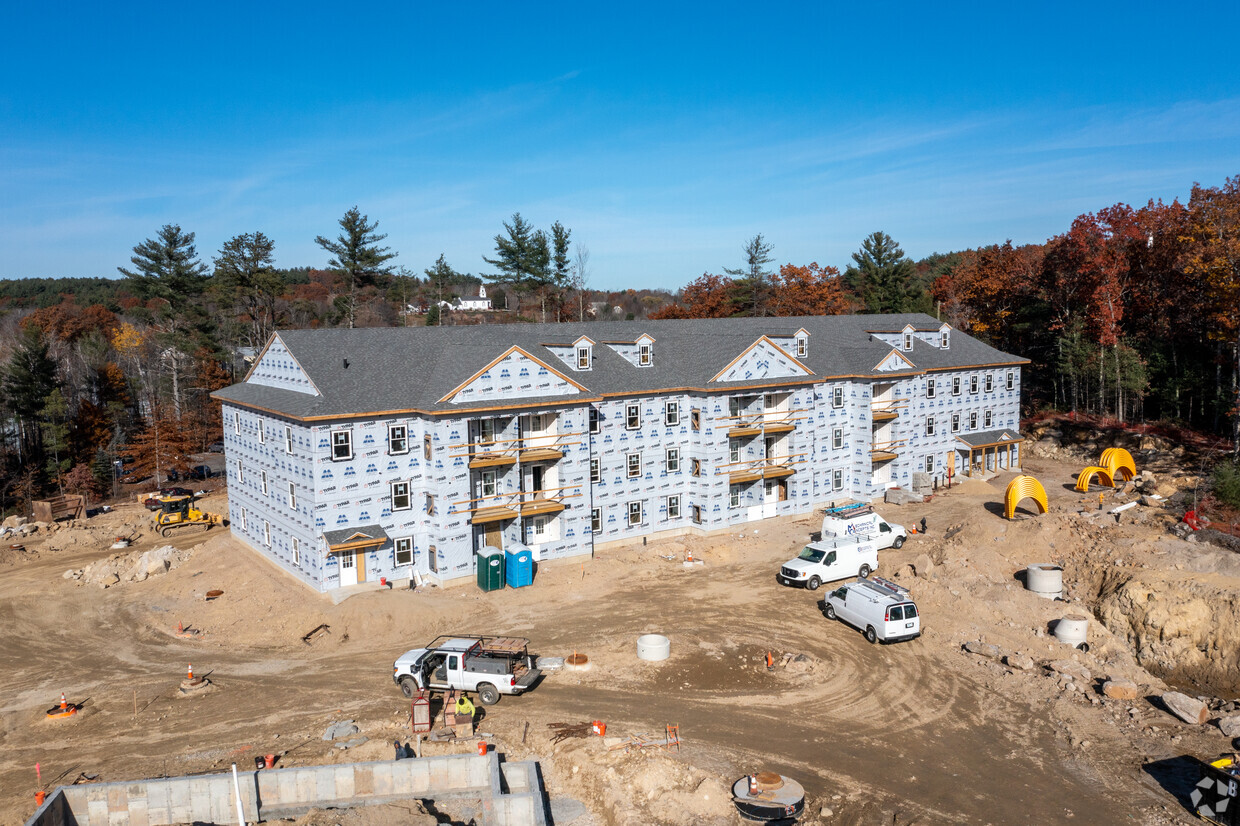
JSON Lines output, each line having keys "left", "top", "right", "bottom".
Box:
{"left": 391, "top": 480, "right": 411, "bottom": 511}
{"left": 590, "top": 508, "right": 601, "bottom": 533}
{"left": 984, "top": 409, "right": 993, "bottom": 428}
{"left": 389, "top": 424, "right": 408, "bottom": 454}
{"left": 729, "top": 486, "right": 740, "bottom": 508}
{"left": 590, "top": 458, "right": 601, "bottom": 483}
{"left": 941, "top": 329, "right": 950, "bottom": 348}
{"left": 952, "top": 377, "right": 961, "bottom": 396}
{"left": 236, "top": 458, "right": 244, "bottom": 483}
{"left": 234, "top": 411, "right": 240, "bottom": 434}
{"left": 627, "top": 501, "right": 642, "bottom": 525}
{"left": 292, "top": 536, "right": 300, "bottom": 566}
{"left": 984, "top": 374, "right": 993, "bottom": 393}
{"left": 478, "top": 418, "right": 496, "bottom": 445}
{"left": 832, "top": 387, "right": 844, "bottom": 408}
{"left": 577, "top": 346, "right": 590, "bottom": 369}
{"left": 589, "top": 407, "right": 601, "bottom": 434}
{"left": 903, "top": 331, "right": 913, "bottom": 350}
{"left": 258, "top": 423, "right": 265, "bottom": 444}
{"left": 926, "top": 416, "right": 936, "bottom": 436}
{"left": 263, "top": 520, "right": 271, "bottom": 547}
{"left": 832, "top": 469, "right": 843, "bottom": 491}
{"left": 627, "top": 452, "right": 641, "bottom": 479}
{"left": 970, "top": 375, "right": 979, "bottom": 394}
{"left": 626, "top": 403, "right": 640, "bottom": 429}
{"left": 796, "top": 335, "right": 807, "bottom": 358}
{"left": 969, "top": 412, "right": 978, "bottom": 430}
{"left": 729, "top": 397, "right": 742, "bottom": 418}
{"left": 288, "top": 481, "right": 297, "bottom": 509}
{"left": 284, "top": 425, "right": 293, "bottom": 454}
{"left": 729, "top": 440, "right": 740, "bottom": 464}
{"left": 665, "top": 401, "right": 680, "bottom": 426}
{"left": 926, "top": 378, "right": 936, "bottom": 398}
{"left": 239, "top": 507, "right": 247, "bottom": 531}
{"left": 667, "top": 495, "right": 681, "bottom": 519}
{"left": 1006, "top": 371, "right": 1015, "bottom": 390}
{"left": 665, "top": 448, "right": 680, "bottom": 473}
{"left": 260, "top": 470, "right": 269, "bottom": 495}
{"left": 479, "top": 470, "right": 497, "bottom": 497}
{"left": 638, "top": 342, "right": 652, "bottom": 366}
{"left": 394, "top": 537, "right": 413, "bottom": 566}
{"left": 951, "top": 413, "right": 960, "bottom": 433}
{"left": 832, "top": 428, "right": 843, "bottom": 450}
{"left": 331, "top": 429, "right": 353, "bottom": 461}
{"left": 925, "top": 455, "right": 934, "bottom": 473}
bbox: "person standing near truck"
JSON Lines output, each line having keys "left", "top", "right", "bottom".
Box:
{"left": 455, "top": 692, "right": 476, "bottom": 722}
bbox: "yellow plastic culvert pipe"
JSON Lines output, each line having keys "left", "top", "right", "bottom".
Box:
{"left": 1099, "top": 447, "right": 1136, "bottom": 482}
{"left": 1074, "top": 466, "right": 1115, "bottom": 492}
{"left": 1004, "top": 475, "right": 1048, "bottom": 520}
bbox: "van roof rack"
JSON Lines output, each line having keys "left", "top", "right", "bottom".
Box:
{"left": 822, "top": 502, "right": 873, "bottom": 517}
{"left": 865, "top": 576, "right": 910, "bottom": 597}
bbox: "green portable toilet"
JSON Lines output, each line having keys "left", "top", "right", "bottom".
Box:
{"left": 476, "top": 547, "right": 505, "bottom": 592}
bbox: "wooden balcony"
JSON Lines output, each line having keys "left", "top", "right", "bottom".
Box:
{"left": 470, "top": 505, "right": 518, "bottom": 524}
{"left": 762, "top": 463, "right": 795, "bottom": 480}
{"left": 518, "top": 446, "right": 564, "bottom": 463}
{"left": 726, "top": 419, "right": 764, "bottom": 439}
{"left": 725, "top": 454, "right": 803, "bottom": 485}
{"left": 468, "top": 448, "right": 518, "bottom": 469}
{"left": 763, "top": 419, "right": 796, "bottom": 435}
{"left": 870, "top": 440, "right": 903, "bottom": 463}
{"left": 728, "top": 468, "right": 763, "bottom": 485}
{"left": 871, "top": 399, "right": 906, "bottom": 423}
{"left": 519, "top": 496, "right": 566, "bottom": 517}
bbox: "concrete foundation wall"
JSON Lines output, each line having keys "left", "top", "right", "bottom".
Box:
{"left": 24, "top": 754, "right": 547, "bottom": 826}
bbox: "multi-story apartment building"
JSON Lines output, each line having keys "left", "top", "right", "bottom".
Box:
{"left": 211, "top": 314, "right": 1027, "bottom": 592}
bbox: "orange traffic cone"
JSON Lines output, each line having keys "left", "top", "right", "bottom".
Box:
{"left": 687, "top": 550, "right": 694, "bottom": 563}
{"left": 765, "top": 651, "right": 774, "bottom": 670}
{"left": 187, "top": 663, "right": 194, "bottom": 680}
{"left": 59, "top": 693, "right": 68, "bottom": 712}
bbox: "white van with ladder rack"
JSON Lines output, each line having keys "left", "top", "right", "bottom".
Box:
{"left": 823, "top": 576, "right": 921, "bottom": 644}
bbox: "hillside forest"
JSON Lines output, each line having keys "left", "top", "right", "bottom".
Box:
{"left": 0, "top": 176, "right": 1237, "bottom": 517}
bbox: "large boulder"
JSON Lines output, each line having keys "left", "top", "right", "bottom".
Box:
{"left": 1046, "top": 660, "right": 1092, "bottom": 683}
{"left": 1217, "top": 715, "right": 1240, "bottom": 738}
{"left": 1102, "top": 680, "right": 1140, "bottom": 701}
{"left": 1162, "top": 691, "right": 1209, "bottom": 725}
{"left": 913, "top": 553, "right": 934, "bottom": 578}
{"left": 963, "top": 641, "right": 1004, "bottom": 661}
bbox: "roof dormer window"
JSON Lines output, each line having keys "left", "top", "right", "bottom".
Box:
{"left": 638, "top": 341, "right": 652, "bottom": 366}
{"left": 940, "top": 326, "right": 950, "bottom": 348}
{"left": 903, "top": 331, "right": 913, "bottom": 351}
{"left": 577, "top": 346, "right": 590, "bottom": 370}
{"left": 796, "top": 335, "right": 807, "bottom": 358}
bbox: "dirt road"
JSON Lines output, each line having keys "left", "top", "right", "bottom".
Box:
{"left": 0, "top": 461, "right": 1220, "bottom": 824}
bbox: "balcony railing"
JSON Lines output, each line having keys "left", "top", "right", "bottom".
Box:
{"left": 452, "top": 485, "right": 580, "bottom": 524}
{"left": 518, "top": 431, "right": 584, "bottom": 463}
{"left": 450, "top": 431, "right": 584, "bottom": 467}
{"left": 719, "top": 453, "right": 807, "bottom": 485}
{"left": 870, "top": 398, "right": 907, "bottom": 422}
{"left": 720, "top": 409, "right": 808, "bottom": 438}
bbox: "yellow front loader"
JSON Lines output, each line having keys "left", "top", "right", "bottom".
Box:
{"left": 153, "top": 495, "right": 223, "bottom": 537}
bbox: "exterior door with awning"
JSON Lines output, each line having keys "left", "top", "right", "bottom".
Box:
{"left": 323, "top": 525, "right": 391, "bottom": 588}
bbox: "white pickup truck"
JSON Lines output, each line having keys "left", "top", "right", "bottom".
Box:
{"left": 777, "top": 536, "right": 879, "bottom": 591}
{"left": 393, "top": 635, "right": 541, "bottom": 705}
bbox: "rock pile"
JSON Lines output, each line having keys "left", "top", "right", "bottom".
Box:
{"left": 64, "top": 544, "right": 192, "bottom": 588}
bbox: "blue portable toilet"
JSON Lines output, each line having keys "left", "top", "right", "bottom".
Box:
{"left": 505, "top": 545, "right": 534, "bottom": 588}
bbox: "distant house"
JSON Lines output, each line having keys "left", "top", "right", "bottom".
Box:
{"left": 456, "top": 285, "right": 492, "bottom": 312}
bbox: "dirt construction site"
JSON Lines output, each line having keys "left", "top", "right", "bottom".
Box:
{"left": 3, "top": 426, "right": 1240, "bottom": 825}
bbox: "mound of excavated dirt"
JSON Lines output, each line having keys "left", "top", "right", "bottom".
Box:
{"left": 65, "top": 544, "right": 193, "bottom": 588}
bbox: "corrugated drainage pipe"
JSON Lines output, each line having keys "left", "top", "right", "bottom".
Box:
{"left": 637, "top": 634, "right": 670, "bottom": 661}
{"left": 1026, "top": 564, "right": 1063, "bottom": 600}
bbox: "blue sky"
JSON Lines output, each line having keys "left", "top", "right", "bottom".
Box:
{"left": 3, "top": 2, "right": 1238, "bottom": 290}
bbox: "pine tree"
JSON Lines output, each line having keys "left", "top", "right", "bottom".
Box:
{"left": 484, "top": 213, "right": 551, "bottom": 315}
{"left": 844, "top": 232, "right": 920, "bottom": 313}
{"left": 118, "top": 224, "right": 209, "bottom": 313}
{"left": 724, "top": 234, "right": 775, "bottom": 316}
{"left": 213, "top": 231, "right": 282, "bottom": 348}
{"left": 315, "top": 207, "right": 397, "bottom": 329}
{"left": 550, "top": 221, "right": 572, "bottom": 321}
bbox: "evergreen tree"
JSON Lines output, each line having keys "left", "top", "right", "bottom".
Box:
{"left": 844, "top": 232, "right": 920, "bottom": 313}
{"left": 550, "top": 221, "right": 572, "bottom": 320}
{"left": 484, "top": 213, "right": 551, "bottom": 314}
{"left": 425, "top": 254, "right": 463, "bottom": 306}
{"left": 2, "top": 326, "right": 59, "bottom": 467}
{"left": 315, "top": 207, "right": 397, "bottom": 328}
{"left": 213, "top": 231, "right": 283, "bottom": 347}
{"left": 724, "top": 234, "right": 775, "bottom": 316}
{"left": 425, "top": 304, "right": 441, "bottom": 327}
{"left": 117, "top": 224, "right": 209, "bottom": 313}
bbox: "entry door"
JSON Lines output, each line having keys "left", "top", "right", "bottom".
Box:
{"left": 484, "top": 522, "right": 503, "bottom": 550}
{"left": 763, "top": 479, "right": 778, "bottom": 517}
{"left": 339, "top": 551, "right": 358, "bottom": 587}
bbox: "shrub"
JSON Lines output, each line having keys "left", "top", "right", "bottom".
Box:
{"left": 1212, "top": 461, "right": 1240, "bottom": 510}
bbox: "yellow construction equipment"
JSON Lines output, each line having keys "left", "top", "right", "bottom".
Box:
{"left": 1099, "top": 447, "right": 1136, "bottom": 482}
{"left": 1075, "top": 466, "right": 1115, "bottom": 492}
{"left": 153, "top": 495, "right": 223, "bottom": 537}
{"left": 1004, "top": 475, "right": 1048, "bottom": 519}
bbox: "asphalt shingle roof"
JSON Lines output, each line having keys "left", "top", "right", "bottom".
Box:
{"left": 212, "top": 314, "right": 1028, "bottom": 420}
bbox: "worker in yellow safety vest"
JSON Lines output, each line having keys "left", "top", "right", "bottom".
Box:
{"left": 455, "top": 693, "right": 475, "bottom": 721}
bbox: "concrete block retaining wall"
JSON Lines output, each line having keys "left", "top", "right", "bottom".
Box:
{"left": 25, "top": 754, "right": 546, "bottom": 826}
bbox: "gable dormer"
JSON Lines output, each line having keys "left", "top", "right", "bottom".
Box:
{"left": 901, "top": 324, "right": 916, "bottom": 351}
{"left": 939, "top": 324, "right": 951, "bottom": 349}
{"left": 794, "top": 328, "right": 809, "bottom": 359}
{"left": 574, "top": 335, "right": 594, "bottom": 371}
{"left": 604, "top": 333, "right": 657, "bottom": 368}
{"left": 874, "top": 348, "right": 916, "bottom": 372}
{"left": 636, "top": 333, "right": 654, "bottom": 367}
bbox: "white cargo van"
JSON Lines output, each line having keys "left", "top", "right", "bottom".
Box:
{"left": 777, "top": 536, "right": 878, "bottom": 590}
{"left": 823, "top": 576, "right": 921, "bottom": 644}
{"left": 820, "top": 505, "right": 907, "bottom": 550}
